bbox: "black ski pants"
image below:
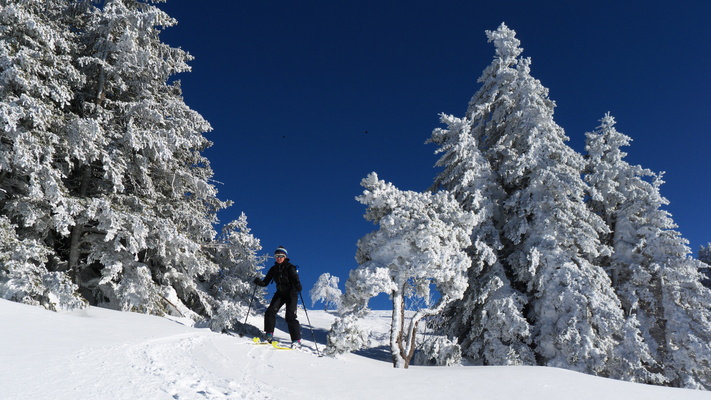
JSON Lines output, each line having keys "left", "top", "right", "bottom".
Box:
{"left": 264, "top": 289, "right": 301, "bottom": 341}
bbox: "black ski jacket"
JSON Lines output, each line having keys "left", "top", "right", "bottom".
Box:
{"left": 255, "top": 259, "right": 302, "bottom": 293}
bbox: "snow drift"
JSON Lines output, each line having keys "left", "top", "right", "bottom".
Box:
{"left": 1, "top": 299, "right": 708, "bottom": 400}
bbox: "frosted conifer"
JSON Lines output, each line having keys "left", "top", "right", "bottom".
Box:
{"left": 698, "top": 244, "right": 711, "bottom": 289}
{"left": 429, "top": 113, "right": 534, "bottom": 365}
{"left": 585, "top": 114, "right": 711, "bottom": 389}
{"left": 0, "top": 1, "right": 259, "bottom": 326}
{"left": 459, "top": 23, "right": 625, "bottom": 374}
{"left": 57, "top": 0, "right": 230, "bottom": 315}
{"left": 0, "top": 0, "right": 85, "bottom": 308}
{"left": 206, "top": 214, "right": 266, "bottom": 332}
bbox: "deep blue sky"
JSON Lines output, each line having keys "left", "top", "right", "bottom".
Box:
{"left": 158, "top": 1, "right": 711, "bottom": 309}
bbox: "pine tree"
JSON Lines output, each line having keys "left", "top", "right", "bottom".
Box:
{"left": 428, "top": 113, "right": 534, "bottom": 365}
{"left": 698, "top": 244, "right": 711, "bottom": 289}
{"left": 585, "top": 114, "right": 711, "bottom": 389}
{"left": 0, "top": 0, "right": 86, "bottom": 308}
{"left": 699, "top": 244, "right": 711, "bottom": 265}
{"left": 330, "top": 172, "right": 475, "bottom": 368}
{"left": 205, "top": 213, "right": 266, "bottom": 332}
{"left": 584, "top": 113, "right": 665, "bottom": 384}
{"left": 56, "top": 0, "right": 231, "bottom": 315}
{"left": 460, "top": 23, "right": 625, "bottom": 374}
{"left": 0, "top": 215, "right": 87, "bottom": 310}
{"left": 1, "top": 1, "right": 259, "bottom": 326}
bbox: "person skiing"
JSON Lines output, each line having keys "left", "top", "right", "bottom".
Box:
{"left": 253, "top": 246, "right": 303, "bottom": 348}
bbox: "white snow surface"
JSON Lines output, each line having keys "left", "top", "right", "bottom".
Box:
{"left": 1, "top": 299, "right": 709, "bottom": 400}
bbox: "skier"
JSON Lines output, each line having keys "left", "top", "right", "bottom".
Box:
{"left": 253, "top": 246, "right": 303, "bottom": 348}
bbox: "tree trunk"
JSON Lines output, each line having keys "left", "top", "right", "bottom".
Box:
{"left": 391, "top": 292, "right": 452, "bottom": 368}
{"left": 390, "top": 289, "right": 406, "bottom": 368}
{"left": 69, "top": 165, "right": 92, "bottom": 282}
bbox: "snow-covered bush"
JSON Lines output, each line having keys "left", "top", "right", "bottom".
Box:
{"left": 326, "top": 313, "right": 371, "bottom": 356}
{"left": 97, "top": 263, "right": 165, "bottom": 314}
{"left": 413, "top": 335, "right": 462, "bottom": 366}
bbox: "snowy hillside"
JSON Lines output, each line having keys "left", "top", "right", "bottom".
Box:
{"left": 1, "top": 299, "right": 708, "bottom": 400}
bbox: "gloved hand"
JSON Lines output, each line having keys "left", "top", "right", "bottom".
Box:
{"left": 295, "top": 284, "right": 302, "bottom": 292}
{"left": 253, "top": 278, "right": 266, "bottom": 287}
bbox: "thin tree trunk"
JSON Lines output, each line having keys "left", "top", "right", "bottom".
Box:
{"left": 393, "top": 293, "right": 452, "bottom": 368}
{"left": 69, "top": 165, "right": 91, "bottom": 282}
{"left": 69, "top": 45, "right": 106, "bottom": 282}
{"left": 391, "top": 289, "right": 405, "bottom": 368}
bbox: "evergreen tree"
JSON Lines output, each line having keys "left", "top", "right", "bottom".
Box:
{"left": 698, "top": 244, "right": 711, "bottom": 289}
{"left": 585, "top": 114, "right": 711, "bottom": 389}
{"left": 0, "top": 215, "right": 86, "bottom": 310}
{"left": 584, "top": 113, "right": 666, "bottom": 384}
{"left": 0, "top": 0, "right": 86, "bottom": 307}
{"left": 329, "top": 172, "right": 475, "bottom": 368}
{"left": 460, "top": 23, "right": 625, "bottom": 374}
{"left": 1, "top": 0, "right": 260, "bottom": 327}
{"left": 205, "top": 213, "right": 266, "bottom": 332}
{"left": 699, "top": 244, "right": 711, "bottom": 265}
{"left": 428, "top": 113, "right": 534, "bottom": 365}
{"left": 57, "top": 0, "right": 230, "bottom": 314}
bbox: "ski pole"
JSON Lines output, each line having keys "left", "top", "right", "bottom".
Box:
{"left": 298, "top": 291, "right": 322, "bottom": 357}
{"left": 243, "top": 283, "right": 258, "bottom": 326}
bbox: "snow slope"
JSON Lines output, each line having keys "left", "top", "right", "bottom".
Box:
{"left": 1, "top": 299, "right": 709, "bottom": 400}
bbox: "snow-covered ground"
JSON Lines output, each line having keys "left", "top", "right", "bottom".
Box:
{"left": 1, "top": 299, "right": 709, "bottom": 400}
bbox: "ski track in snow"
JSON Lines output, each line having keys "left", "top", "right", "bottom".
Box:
{"left": 118, "top": 332, "right": 295, "bottom": 399}
{"left": 0, "top": 300, "right": 289, "bottom": 400}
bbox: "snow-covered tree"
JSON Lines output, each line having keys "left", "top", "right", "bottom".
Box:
{"left": 205, "top": 213, "right": 266, "bottom": 332}
{"left": 0, "top": 0, "right": 86, "bottom": 308}
{"left": 310, "top": 273, "right": 342, "bottom": 310}
{"left": 657, "top": 255, "right": 711, "bottom": 390}
{"left": 0, "top": 215, "right": 86, "bottom": 310}
{"left": 428, "top": 113, "right": 534, "bottom": 365}
{"left": 457, "top": 23, "right": 626, "bottom": 375}
{"left": 413, "top": 335, "right": 463, "bottom": 367}
{"left": 585, "top": 114, "right": 711, "bottom": 389}
{"left": 583, "top": 113, "right": 666, "bottom": 384}
{"left": 698, "top": 244, "right": 711, "bottom": 289}
{"left": 54, "top": 0, "right": 231, "bottom": 316}
{"left": 325, "top": 312, "right": 371, "bottom": 356}
{"left": 332, "top": 172, "right": 475, "bottom": 368}
{"left": 1, "top": 0, "right": 260, "bottom": 328}
{"left": 699, "top": 244, "right": 711, "bottom": 265}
